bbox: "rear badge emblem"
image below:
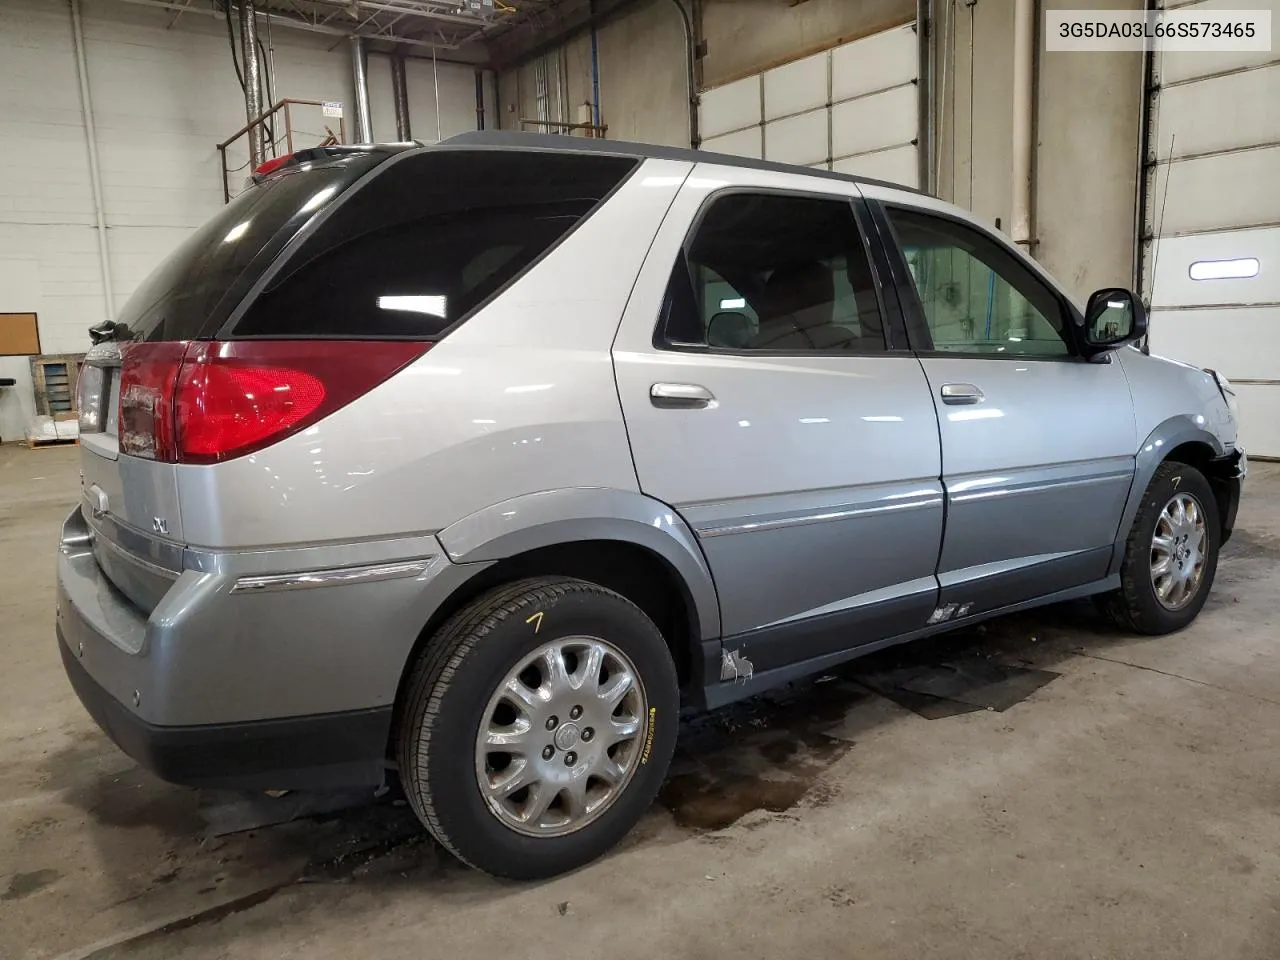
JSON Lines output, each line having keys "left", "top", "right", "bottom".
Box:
{"left": 152, "top": 517, "right": 169, "bottom": 535}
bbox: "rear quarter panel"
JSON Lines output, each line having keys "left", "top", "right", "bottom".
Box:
{"left": 175, "top": 159, "right": 693, "bottom": 549}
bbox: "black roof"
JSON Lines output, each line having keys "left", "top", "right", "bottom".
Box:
{"left": 441, "top": 130, "right": 923, "bottom": 196}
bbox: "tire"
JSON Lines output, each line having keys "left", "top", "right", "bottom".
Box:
{"left": 396, "top": 576, "right": 679, "bottom": 880}
{"left": 1097, "top": 461, "right": 1220, "bottom": 635}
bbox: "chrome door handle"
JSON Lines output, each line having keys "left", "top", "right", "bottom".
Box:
{"left": 940, "top": 383, "right": 984, "bottom": 405}
{"left": 650, "top": 382, "right": 716, "bottom": 409}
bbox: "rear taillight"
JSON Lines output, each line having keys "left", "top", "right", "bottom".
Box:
{"left": 119, "top": 342, "right": 186, "bottom": 460}
{"left": 118, "top": 341, "right": 429, "bottom": 464}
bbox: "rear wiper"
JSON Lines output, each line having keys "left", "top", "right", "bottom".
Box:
{"left": 88, "top": 320, "right": 130, "bottom": 345}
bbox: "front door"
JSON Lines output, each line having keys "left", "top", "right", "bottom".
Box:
{"left": 873, "top": 199, "right": 1137, "bottom": 614}
{"left": 612, "top": 166, "right": 945, "bottom": 676}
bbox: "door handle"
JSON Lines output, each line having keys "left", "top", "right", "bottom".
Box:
{"left": 650, "top": 382, "right": 716, "bottom": 409}
{"left": 940, "top": 383, "right": 984, "bottom": 405}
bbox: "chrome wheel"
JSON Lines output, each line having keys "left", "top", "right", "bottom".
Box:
{"left": 1150, "top": 492, "right": 1208, "bottom": 611}
{"left": 474, "top": 636, "right": 648, "bottom": 838}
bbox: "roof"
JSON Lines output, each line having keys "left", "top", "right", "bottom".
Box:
{"left": 441, "top": 131, "right": 924, "bottom": 196}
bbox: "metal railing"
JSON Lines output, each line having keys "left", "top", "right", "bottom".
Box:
{"left": 216, "top": 98, "right": 348, "bottom": 203}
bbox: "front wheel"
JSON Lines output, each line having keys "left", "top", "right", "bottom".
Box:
{"left": 396, "top": 577, "right": 679, "bottom": 880}
{"left": 1097, "top": 461, "right": 1220, "bottom": 634}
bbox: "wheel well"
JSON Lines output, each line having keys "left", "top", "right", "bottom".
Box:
{"left": 1164, "top": 440, "right": 1232, "bottom": 535}
{"left": 393, "top": 540, "right": 698, "bottom": 729}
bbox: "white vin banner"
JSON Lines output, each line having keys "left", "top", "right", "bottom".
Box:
{"left": 1046, "top": 9, "right": 1272, "bottom": 52}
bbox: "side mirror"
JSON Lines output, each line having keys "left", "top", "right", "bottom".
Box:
{"left": 706, "top": 311, "right": 753, "bottom": 349}
{"left": 1082, "top": 287, "right": 1147, "bottom": 356}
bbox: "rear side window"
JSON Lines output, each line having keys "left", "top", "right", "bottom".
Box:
{"left": 115, "top": 154, "right": 386, "bottom": 343}
{"left": 232, "top": 150, "right": 639, "bottom": 339}
{"left": 659, "top": 192, "right": 886, "bottom": 354}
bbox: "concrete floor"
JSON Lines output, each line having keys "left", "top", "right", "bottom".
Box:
{"left": 3, "top": 443, "right": 1280, "bottom": 960}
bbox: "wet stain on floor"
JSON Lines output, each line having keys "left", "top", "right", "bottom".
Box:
{"left": 2, "top": 868, "right": 61, "bottom": 901}
{"left": 658, "top": 677, "right": 868, "bottom": 830}
{"left": 60, "top": 763, "right": 205, "bottom": 837}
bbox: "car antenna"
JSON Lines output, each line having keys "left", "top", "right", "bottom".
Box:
{"left": 1145, "top": 131, "right": 1175, "bottom": 356}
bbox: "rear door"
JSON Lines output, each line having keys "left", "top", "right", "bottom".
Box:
{"left": 613, "top": 165, "right": 944, "bottom": 675}
{"left": 868, "top": 197, "right": 1137, "bottom": 614}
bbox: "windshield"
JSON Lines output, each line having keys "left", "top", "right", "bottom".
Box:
{"left": 114, "top": 153, "right": 387, "bottom": 343}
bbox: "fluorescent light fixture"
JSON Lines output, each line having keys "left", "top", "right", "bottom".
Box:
{"left": 377, "top": 295, "right": 447, "bottom": 317}
{"left": 1189, "top": 257, "right": 1259, "bottom": 281}
{"left": 719, "top": 297, "right": 746, "bottom": 310}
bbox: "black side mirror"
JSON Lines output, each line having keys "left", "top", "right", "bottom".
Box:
{"left": 1082, "top": 287, "right": 1147, "bottom": 357}
{"left": 706, "top": 311, "right": 753, "bottom": 349}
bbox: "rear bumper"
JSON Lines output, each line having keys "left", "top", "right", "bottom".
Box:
{"left": 58, "top": 629, "right": 391, "bottom": 789}
{"left": 55, "top": 504, "right": 488, "bottom": 789}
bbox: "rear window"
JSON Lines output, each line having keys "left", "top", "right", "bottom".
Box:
{"left": 115, "top": 153, "right": 387, "bottom": 343}
{"left": 229, "top": 149, "right": 639, "bottom": 339}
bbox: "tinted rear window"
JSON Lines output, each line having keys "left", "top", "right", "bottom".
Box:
{"left": 230, "top": 149, "right": 639, "bottom": 339}
{"left": 115, "top": 153, "right": 386, "bottom": 342}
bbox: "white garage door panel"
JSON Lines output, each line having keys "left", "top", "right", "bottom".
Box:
{"left": 1157, "top": 65, "right": 1280, "bottom": 159}
{"left": 1160, "top": 0, "right": 1278, "bottom": 84}
{"left": 698, "top": 22, "right": 917, "bottom": 185}
{"left": 764, "top": 51, "right": 827, "bottom": 120}
{"left": 764, "top": 109, "right": 828, "bottom": 167}
{"left": 833, "top": 145, "right": 918, "bottom": 188}
{"left": 702, "top": 127, "right": 762, "bottom": 160}
{"left": 831, "top": 84, "right": 917, "bottom": 159}
{"left": 700, "top": 76, "right": 760, "bottom": 139}
{"left": 1158, "top": 146, "right": 1280, "bottom": 235}
{"left": 1151, "top": 308, "right": 1280, "bottom": 379}
{"left": 1143, "top": 0, "right": 1280, "bottom": 456}
{"left": 1150, "top": 227, "right": 1280, "bottom": 307}
{"left": 831, "top": 24, "right": 916, "bottom": 100}
{"left": 1230, "top": 383, "right": 1280, "bottom": 456}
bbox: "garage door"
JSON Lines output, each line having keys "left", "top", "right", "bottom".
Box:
{"left": 698, "top": 21, "right": 920, "bottom": 188}
{"left": 1141, "top": 0, "right": 1280, "bottom": 457}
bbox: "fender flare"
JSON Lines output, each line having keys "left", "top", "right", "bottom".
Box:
{"left": 436, "top": 487, "right": 722, "bottom": 642}
{"left": 1108, "top": 416, "right": 1227, "bottom": 574}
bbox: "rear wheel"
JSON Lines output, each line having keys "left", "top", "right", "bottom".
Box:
{"left": 396, "top": 577, "right": 678, "bottom": 879}
{"left": 1097, "top": 461, "right": 1220, "bottom": 634}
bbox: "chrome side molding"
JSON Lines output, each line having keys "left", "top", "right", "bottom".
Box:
{"left": 230, "top": 558, "right": 433, "bottom": 594}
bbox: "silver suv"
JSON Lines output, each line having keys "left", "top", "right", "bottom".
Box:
{"left": 58, "top": 133, "right": 1245, "bottom": 879}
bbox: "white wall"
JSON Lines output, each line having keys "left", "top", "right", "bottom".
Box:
{"left": 368, "top": 53, "right": 480, "bottom": 143}
{"left": 497, "top": 0, "right": 689, "bottom": 147}
{"left": 0, "top": 0, "right": 478, "bottom": 442}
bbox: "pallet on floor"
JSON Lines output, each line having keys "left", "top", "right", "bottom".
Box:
{"left": 25, "top": 436, "right": 78, "bottom": 449}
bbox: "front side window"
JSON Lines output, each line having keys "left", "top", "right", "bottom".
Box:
{"left": 886, "top": 207, "right": 1071, "bottom": 358}
{"left": 660, "top": 193, "right": 886, "bottom": 354}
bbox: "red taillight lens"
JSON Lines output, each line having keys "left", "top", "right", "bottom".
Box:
{"left": 176, "top": 360, "right": 325, "bottom": 462}
{"left": 118, "top": 340, "right": 429, "bottom": 464}
{"left": 119, "top": 342, "right": 186, "bottom": 460}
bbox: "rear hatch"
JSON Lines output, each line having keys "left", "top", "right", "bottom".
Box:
{"left": 76, "top": 149, "right": 392, "bottom": 612}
